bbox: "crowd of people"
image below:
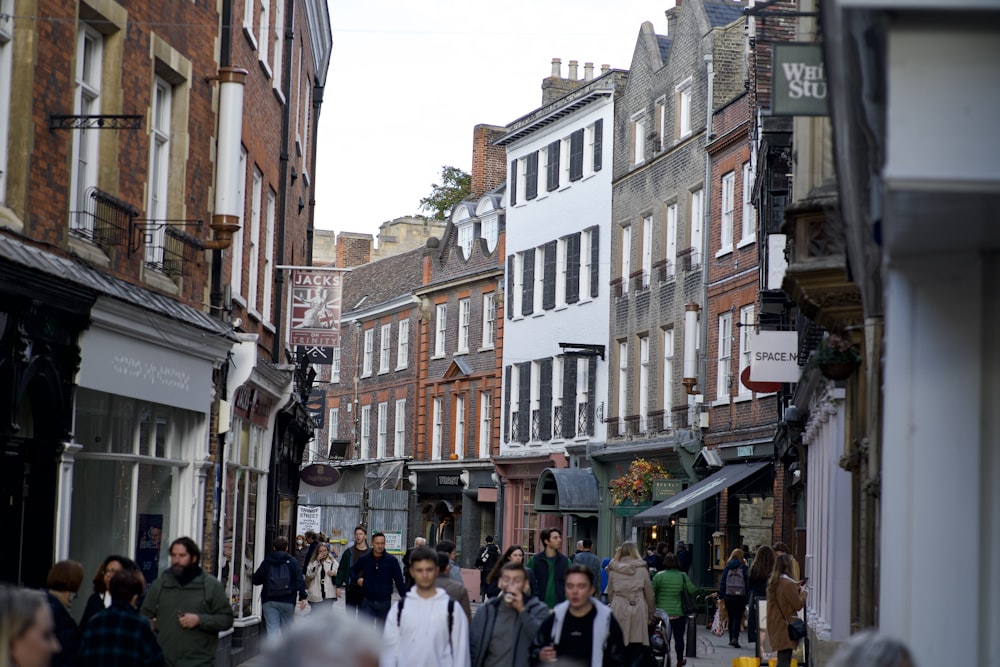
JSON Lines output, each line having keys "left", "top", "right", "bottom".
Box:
{"left": 2, "top": 529, "right": 915, "bottom": 667}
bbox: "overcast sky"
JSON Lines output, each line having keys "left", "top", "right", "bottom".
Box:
{"left": 313, "top": 1, "right": 678, "bottom": 239}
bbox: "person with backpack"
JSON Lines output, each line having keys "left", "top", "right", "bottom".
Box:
{"left": 381, "top": 546, "right": 469, "bottom": 667}
{"left": 252, "top": 536, "right": 306, "bottom": 637}
{"left": 476, "top": 536, "right": 500, "bottom": 601}
{"left": 718, "top": 548, "right": 749, "bottom": 648}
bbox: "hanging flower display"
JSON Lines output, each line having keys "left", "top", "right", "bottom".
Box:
{"left": 609, "top": 458, "right": 668, "bottom": 506}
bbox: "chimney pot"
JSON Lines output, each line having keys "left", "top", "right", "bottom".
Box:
{"left": 601, "top": 64, "right": 611, "bottom": 75}
{"left": 568, "top": 60, "right": 579, "bottom": 80}
{"left": 583, "top": 62, "right": 594, "bottom": 80}
{"left": 550, "top": 58, "right": 562, "bottom": 78}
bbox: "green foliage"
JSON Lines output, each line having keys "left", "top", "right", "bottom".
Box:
{"left": 418, "top": 165, "right": 471, "bottom": 220}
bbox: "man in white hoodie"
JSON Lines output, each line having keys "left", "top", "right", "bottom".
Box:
{"left": 381, "top": 546, "right": 470, "bottom": 667}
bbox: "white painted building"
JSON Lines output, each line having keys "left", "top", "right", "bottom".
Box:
{"left": 492, "top": 62, "right": 626, "bottom": 551}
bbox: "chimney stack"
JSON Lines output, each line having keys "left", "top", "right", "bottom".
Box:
{"left": 542, "top": 57, "right": 590, "bottom": 105}
{"left": 550, "top": 58, "right": 562, "bottom": 78}
{"left": 470, "top": 124, "right": 507, "bottom": 200}
{"left": 568, "top": 60, "right": 579, "bottom": 80}
{"left": 601, "top": 64, "right": 610, "bottom": 75}
{"left": 583, "top": 62, "right": 594, "bottom": 80}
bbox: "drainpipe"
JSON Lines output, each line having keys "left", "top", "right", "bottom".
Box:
{"left": 271, "top": 0, "right": 296, "bottom": 363}
{"left": 699, "top": 54, "right": 715, "bottom": 416}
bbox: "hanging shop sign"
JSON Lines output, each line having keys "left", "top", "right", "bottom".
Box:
{"left": 772, "top": 43, "right": 829, "bottom": 116}
{"left": 751, "top": 331, "right": 801, "bottom": 383}
{"left": 300, "top": 464, "right": 341, "bottom": 487}
{"left": 284, "top": 267, "right": 346, "bottom": 348}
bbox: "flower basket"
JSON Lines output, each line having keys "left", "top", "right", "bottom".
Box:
{"left": 609, "top": 459, "right": 668, "bottom": 506}
{"left": 812, "top": 334, "right": 860, "bottom": 380}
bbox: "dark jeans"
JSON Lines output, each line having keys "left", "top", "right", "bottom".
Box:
{"left": 669, "top": 616, "right": 688, "bottom": 661}
{"left": 725, "top": 596, "right": 746, "bottom": 644}
{"left": 360, "top": 598, "right": 392, "bottom": 624}
{"left": 344, "top": 584, "right": 363, "bottom": 609}
{"left": 776, "top": 649, "right": 794, "bottom": 667}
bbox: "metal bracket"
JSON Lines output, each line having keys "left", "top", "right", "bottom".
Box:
{"left": 558, "top": 342, "right": 606, "bottom": 361}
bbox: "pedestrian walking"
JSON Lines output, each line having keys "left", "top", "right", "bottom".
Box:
{"left": 302, "top": 531, "right": 318, "bottom": 566}
{"left": 606, "top": 542, "right": 655, "bottom": 667}
{"left": 652, "top": 552, "right": 697, "bottom": 667}
{"left": 483, "top": 546, "right": 528, "bottom": 601}
{"left": 765, "top": 554, "right": 807, "bottom": 667}
{"left": 469, "top": 562, "right": 549, "bottom": 667}
{"left": 335, "top": 525, "right": 370, "bottom": 613}
{"left": 350, "top": 531, "right": 406, "bottom": 624}
{"left": 772, "top": 543, "right": 800, "bottom": 581}
{"left": 139, "top": 537, "right": 233, "bottom": 667}
{"left": 572, "top": 539, "right": 601, "bottom": 588}
{"left": 718, "top": 548, "right": 749, "bottom": 648}
{"left": 530, "top": 565, "right": 628, "bottom": 667}
{"left": 252, "top": 536, "right": 307, "bottom": 636}
{"left": 402, "top": 536, "right": 427, "bottom": 590}
{"left": 292, "top": 535, "right": 309, "bottom": 570}
{"left": 304, "top": 542, "right": 338, "bottom": 612}
{"left": 80, "top": 556, "right": 140, "bottom": 630}
{"left": 381, "top": 546, "right": 469, "bottom": 667}
{"left": 435, "top": 552, "right": 472, "bottom": 621}
{"left": 2, "top": 583, "right": 61, "bottom": 667}
{"left": 526, "top": 528, "right": 570, "bottom": 609}
{"left": 746, "top": 545, "right": 775, "bottom": 645}
{"left": 78, "top": 569, "right": 164, "bottom": 667}
{"left": 675, "top": 541, "right": 691, "bottom": 575}
{"left": 475, "top": 536, "right": 500, "bottom": 600}
{"left": 436, "top": 540, "right": 465, "bottom": 586}
{"left": 43, "top": 560, "right": 85, "bottom": 667}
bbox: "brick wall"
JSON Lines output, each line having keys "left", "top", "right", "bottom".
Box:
{"left": 469, "top": 124, "right": 507, "bottom": 200}
{"left": 336, "top": 233, "right": 373, "bottom": 267}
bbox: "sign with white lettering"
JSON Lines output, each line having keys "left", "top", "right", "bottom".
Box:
{"left": 751, "top": 331, "right": 801, "bottom": 383}
{"left": 772, "top": 43, "right": 828, "bottom": 116}
{"left": 289, "top": 268, "right": 345, "bottom": 348}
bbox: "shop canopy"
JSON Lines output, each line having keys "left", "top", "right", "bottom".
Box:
{"left": 535, "top": 467, "right": 600, "bottom": 517}
{"left": 632, "top": 460, "right": 771, "bottom": 527}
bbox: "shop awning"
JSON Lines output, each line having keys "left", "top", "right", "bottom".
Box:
{"left": 632, "top": 461, "right": 771, "bottom": 526}
{"left": 535, "top": 468, "right": 600, "bottom": 516}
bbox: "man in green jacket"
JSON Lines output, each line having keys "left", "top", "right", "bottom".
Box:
{"left": 141, "top": 537, "right": 233, "bottom": 667}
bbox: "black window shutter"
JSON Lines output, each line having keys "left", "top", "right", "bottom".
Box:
{"left": 525, "top": 151, "right": 538, "bottom": 200}
{"left": 547, "top": 141, "right": 560, "bottom": 191}
{"left": 522, "top": 248, "right": 535, "bottom": 316}
{"left": 593, "top": 119, "right": 603, "bottom": 172}
{"left": 589, "top": 226, "right": 600, "bottom": 298}
{"left": 510, "top": 159, "right": 518, "bottom": 205}
{"left": 562, "top": 357, "right": 577, "bottom": 438}
{"left": 517, "top": 362, "right": 531, "bottom": 443}
{"left": 565, "top": 233, "right": 580, "bottom": 304}
{"left": 504, "top": 365, "right": 511, "bottom": 443}
{"left": 569, "top": 129, "right": 584, "bottom": 181}
{"left": 538, "top": 358, "right": 553, "bottom": 441}
{"left": 542, "top": 240, "right": 557, "bottom": 310}
{"left": 587, "top": 356, "right": 597, "bottom": 435}
{"left": 506, "top": 255, "right": 514, "bottom": 319}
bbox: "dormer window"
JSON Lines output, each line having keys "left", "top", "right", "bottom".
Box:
{"left": 457, "top": 223, "right": 474, "bottom": 257}
{"left": 476, "top": 196, "right": 500, "bottom": 253}
{"left": 451, "top": 203, "right": 475, "bottom": 258}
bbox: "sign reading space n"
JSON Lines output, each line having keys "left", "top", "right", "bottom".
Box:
{"left": 751, "top": 331, "right": 800, "bottom": 383}
{"left": 772, "top": 43, "right": 828, "bottom": 116}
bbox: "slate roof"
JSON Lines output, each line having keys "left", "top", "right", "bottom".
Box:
{"left": 0, "top": 233, "right": 230, "bottom": 335}
{"left": 656, "top": 35, "right": 672, "bottom": 66}
{"left": 704, "top": 1, "right": 747, "bottom": 28}
{"left": 341, "top": 246, "right": 425, "bottom": 317}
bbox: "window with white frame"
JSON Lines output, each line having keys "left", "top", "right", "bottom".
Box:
{"left": 741, "top": 162, "right": 755, "bottom": 244}
{"left": 258, "top": 0, "right": 270, "bottom": 71}
{"left": 262, "top": 190, "right": 275, "bottom": 321}
{"left": 717, "top": 313, "right": 733, "bottom": 399}
{"left": 620, "top": 226, "right": 631, "bottom": 294}
{"left": 556, "top": 238, "right": 567, "bottom": 306}
{"left": 379, "top": 323, "right": 391, "bottom": 372}
{"left": 516, "top": 158, "right": 526, "bottom": 205}
{"left": 362, "top": 328, "right": 374, "bottom": 376}
{"left": 481, "top": 216, "right": 498, "bottom": 252}
{"left": 665, "top": 203, "right": 678, "bottom": 278}
{"left": 302, "top": 80, "right": 311, "bottom": 170}
{"left": 654, "top": 97, "right": 666, "bottom": 150}
{"left": 580, "top": 229, "right": 592, "bottom": 298}
{"left": 739, "top": 305, "right": 755, "bottom": 396}
{"left": 529, "top": 361, "right": 540, "bottom": 441}
{"left": 639, "top": 336, "right": 649, "bottom": 431}
{"left": 508, "top": 364, "right": 519, "bottom": 442}
{"left": 617, "top": 341, "right": 628, "bottom": 429}
{"left": 584, "top": 123, "right": 595, "bottom": 174}
{"left": 478, "top": 392, "right": 491, "bottom": 458}
{"left": 720, "top": 171, "right": 735, "bottom": 254}
{"left": 434, "top": 304, "right": 447, "bottom": 356}
{"left": 457, "top": 223, "right": 474, "bottom": 257}
{"left": 551, "top": 357, "right": 563, "bottom": 439}
{"left": 576, "top": 357, "right": 589, "bottom": 436}
{"left": 662, "top": 329, "right": 674, "bottom": 428}
{"left": 376, "top": 402, "right": 388, "bottom": 458}
{"left": 247, "top": 169, "right": 262, "bottom": 311}
{"left": 690, "top": 189, "right": 703, "bottom": 267}
{"left": 631, "top": 112, "right": 646, "bottom": 166}
{"left": 360, "top": 404, "right": 371, "bottom": 456}
{"left": 458, "top": 298, "right": 471, "bottom": 352}
{"left": 330, "top": 407, "right": 338, "bottom": 439}
{"left": 431, "top": 397, "right": 443, "bottom": 459}
{"left": 70, "top": 24, "right": 103, "bottom": 235}
{"left": 230, "top": 147, "right": 247, "bottom": 296}
{"left": 145, "top": 78, "right": 171, "bottom": 268}
{"left": 294, "top": 41, "right": 302, "bottom": 144}
{"left": 331, "top": 345, "right": 341, "bottom": 383}
{"left": 0, "top": 0, "right": 13, "bottom": 202}
{"left": 677, "top": 77, "right": 692, "bottom": 139}
{"left": 533, "top": 246, "right": 544, "bottom": 311}
{"left": 272, "top": 0, "right": 283, "bottom": 91}
{"left": 453, "top": 395, "right": 465, "bottom": 459}
{"left": 641, "top": 216, "right": 652, "bottom": 288}
{"left": 394, "top": 399, "right": 406, "bottom": 456}
{"left": 396, "top": 318, "right": 409, "bottom": 369}
{"left": 512, "top": 254, "right": 523, "bottom": 317}
{"left": 243, "top": 0, "right": 255, "bottom": 33}
{"left": 482, "top": 293, "right": 495, "bottom": 348}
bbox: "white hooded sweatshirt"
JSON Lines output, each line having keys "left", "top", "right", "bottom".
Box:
{"left": 380, "top": 587, "right": 470, "bottom": 667}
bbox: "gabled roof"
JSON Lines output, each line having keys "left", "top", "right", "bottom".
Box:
{"left": 704, "top": 1, "right": 747, "bottom": 28}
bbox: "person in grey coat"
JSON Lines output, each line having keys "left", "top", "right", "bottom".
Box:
{"left": 572, "top": 538, "right": 601, "bottom": 586}
{"left": 470, "top": 562, "right": 549, "bottom": 667}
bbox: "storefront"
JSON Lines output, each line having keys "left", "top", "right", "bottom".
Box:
{"left": 410, "top": 462, "right": 495, "bottom": 561}
{"left": 492, "top": 454, "right": 566, "bottom": 555}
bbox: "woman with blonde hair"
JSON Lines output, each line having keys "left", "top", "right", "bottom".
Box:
{"left": 1, "top": 584, "right": 61, "bottom": 667}
{"left": 606, "top": 541, "right": 655, "bottom": 666}
{"left": 484, "top": 545, "right": 530, "bottom": 600}
{"left": 718, "top": 547, "right": 749, "bottom": 648}
{"left": 765, "top": 553, "right": 807, "bottom": 667}
{"left": 304, "top": 542, "right": 339, "bottom": 611}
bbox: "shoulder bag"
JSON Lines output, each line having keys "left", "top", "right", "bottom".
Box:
{"left": 778, "top": 588, "right": 807, "bottom": 642}
{"left": 680, "top": 573, "right": 697, "bottom": 616}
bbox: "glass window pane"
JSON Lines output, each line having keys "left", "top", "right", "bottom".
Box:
{"left": 109, "top": 396, "right": 135, "bottom": 453}
{"left": 75, "top": 389, "right": 110, "bottom": 452}
{"left": 135, "top": 463, "right": 177, "bottom": 590}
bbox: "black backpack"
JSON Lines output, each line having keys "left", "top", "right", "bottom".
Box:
{"left": 266, "top": 559, "right": 291, "bottom": 597}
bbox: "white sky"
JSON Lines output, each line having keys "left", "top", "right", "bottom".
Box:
{"left": 314, "top": 1, "right": 677, "bottom": 238}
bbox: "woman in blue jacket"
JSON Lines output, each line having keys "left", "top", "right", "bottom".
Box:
{"left": 718, "top": 548, "right": 749, "bottom": 648}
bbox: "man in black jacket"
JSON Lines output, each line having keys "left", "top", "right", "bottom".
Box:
{"left": 476, "top": 535, "right": 500, "bottom": 600}
{"left": 350, "top": 531, "right": 406, "bottom": 624}
{"left": 526, "top": 528, "right": 570, "bottom": 609}
{"left": 252, "top": 536, "right": 307, "bottom": 637}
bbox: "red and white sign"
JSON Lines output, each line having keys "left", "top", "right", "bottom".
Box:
{"left": 288, "top": 268, "right": 344, "bottom": 348}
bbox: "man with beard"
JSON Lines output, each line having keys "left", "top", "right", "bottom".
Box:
{"left": 350, "top": 532, "right": 406, "bottom": 624}
{"left": 140, "top": 537, "right": 233, "bottom": 667}
{"left": 336, "top": 525, "right": 371, "bottom": 615}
